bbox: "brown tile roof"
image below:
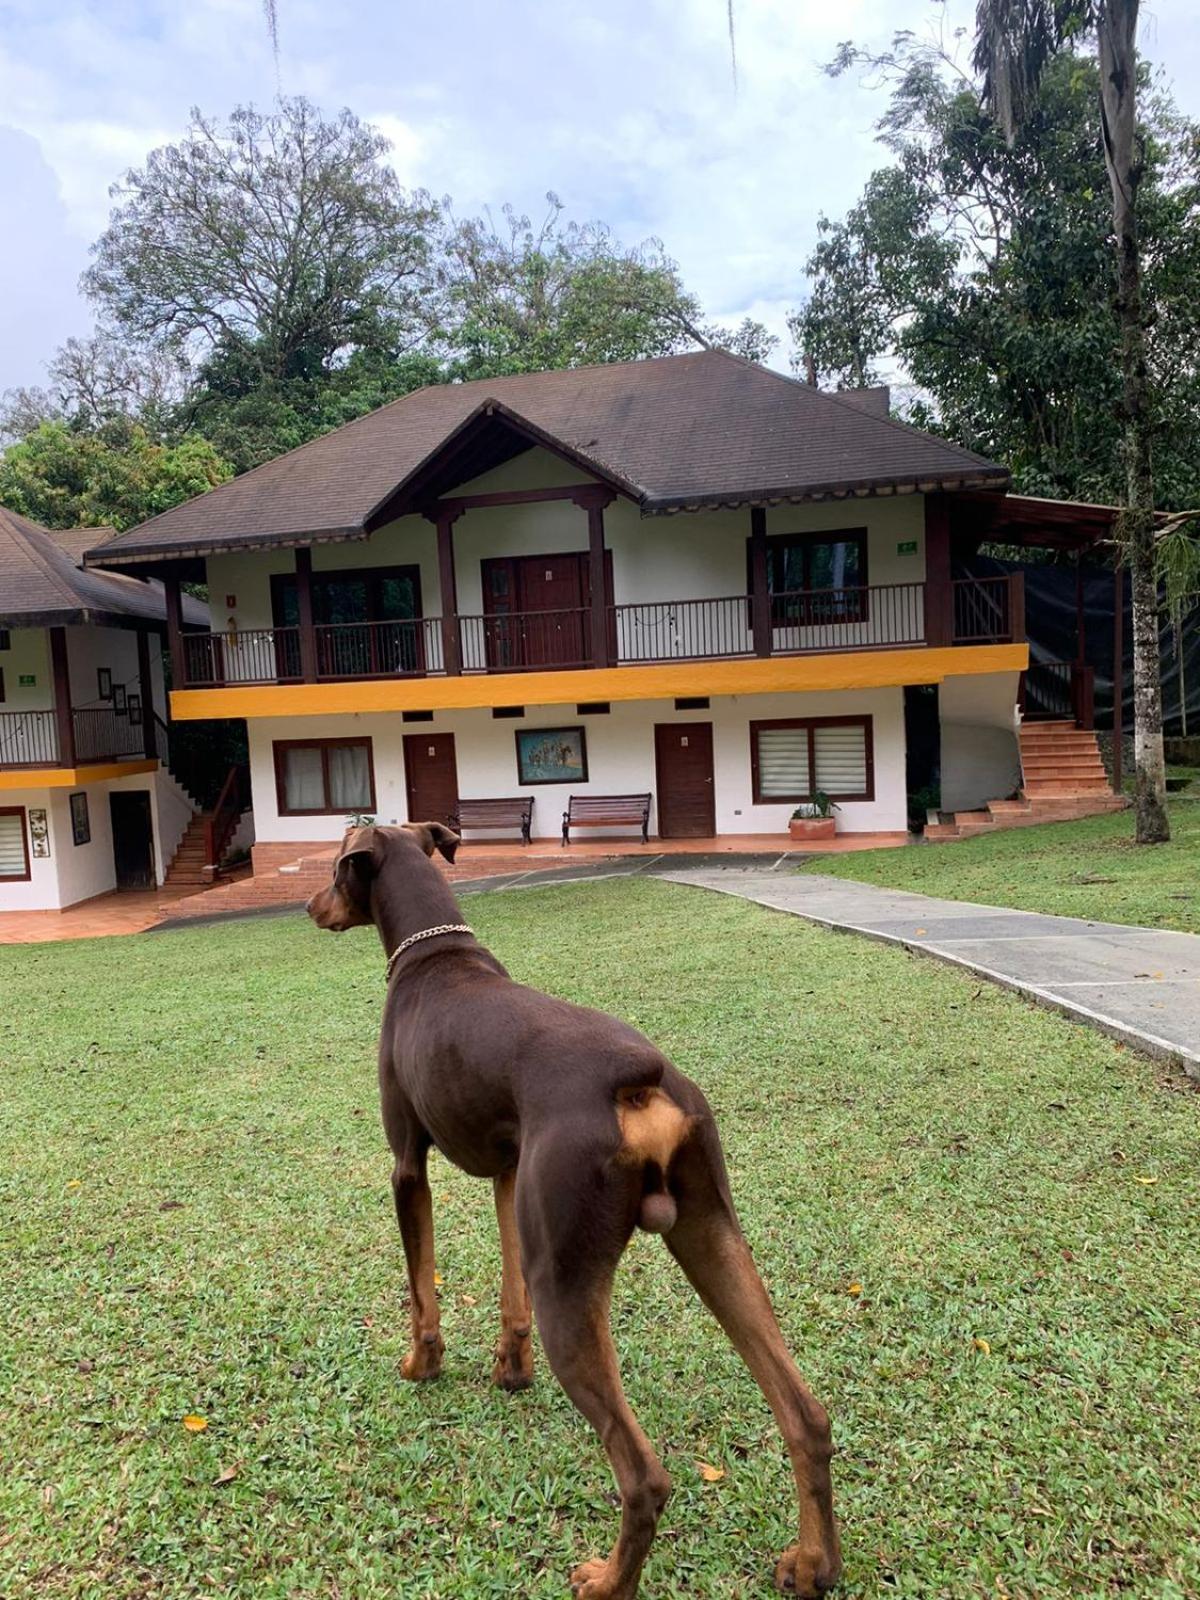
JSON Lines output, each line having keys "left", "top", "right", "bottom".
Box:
{"left": 90, "top": 350, "right": 1008, "bottom": 566}
{"left": 0, "top": 505, "right": 206, "bottom": 629}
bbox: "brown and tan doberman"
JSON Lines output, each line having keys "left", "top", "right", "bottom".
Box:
{"left": 307, "top": 822, "right": 841, "bottom": 1599}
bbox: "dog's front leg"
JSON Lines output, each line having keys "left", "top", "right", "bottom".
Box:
{"left": 392, "top": 1148, "right": 444, "bottom": 1381}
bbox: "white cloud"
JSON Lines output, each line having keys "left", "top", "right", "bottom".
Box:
{"left": 0, "top": 0, "right": 1197, "bottom": 395}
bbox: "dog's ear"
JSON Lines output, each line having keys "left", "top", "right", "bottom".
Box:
{"left": 403, "top": 821, "right": 461, "bottom": 863}
{"left": 334, "top": 824, "right": 390, "bottom": 898}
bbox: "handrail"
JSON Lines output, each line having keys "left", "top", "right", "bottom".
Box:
{"left": 204, "top": 764, "right": 246, "bottom": 873}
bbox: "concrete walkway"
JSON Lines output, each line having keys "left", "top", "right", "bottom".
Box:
{"left": 654, "top": 866, "right": 1200, "bottom": 1077}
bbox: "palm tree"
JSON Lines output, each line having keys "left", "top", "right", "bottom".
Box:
{"left": 974, "top": 0, "right": 1170, "bottom": 843}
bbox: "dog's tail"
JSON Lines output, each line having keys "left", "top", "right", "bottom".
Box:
{"left": 614, "top": 1080, "right": 695, "bottom": 1234}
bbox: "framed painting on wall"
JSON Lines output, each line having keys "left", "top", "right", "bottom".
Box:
{"left": 70, "top": 791, "right": 90, "bottom": 847}
{"left": 514, "top": 726, "right": 588, "bottom": 786}
{"left": 28, "top": 807, "right": 50, "bottom": 858}
{"left": 113, "top": 683, "right": 127, "bottom": 714}
{"left": 127, "top": 693, "right": 142, "bottom": 727}
{"left": 97, "top": 667, "right": 112, "bottom": 700}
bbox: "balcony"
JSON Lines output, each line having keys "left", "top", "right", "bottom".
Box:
{"left": 175, "top": 575, "right": 1024, "bottom": 689}
{"left": 0, "top": 706, "right": 154, "bottom": 770}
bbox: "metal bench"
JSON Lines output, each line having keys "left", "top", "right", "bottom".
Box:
{"left": 562, "top": 793, "right": 652, "bottom": 846}
{"left": 450, "top": 796, "right": 535, "bottom": 846}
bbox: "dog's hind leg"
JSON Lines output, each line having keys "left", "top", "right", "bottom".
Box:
{"left": 391, "top": 1135, "right": 444, "bottom": 1382}
{"left": 665, "top": 1114, "right": 841, "bottom": 1596}
{"left": 517, "top": 1145, "right": 669, "bottom": 1600}
{"left": 491, "top": 1168, "right": 534, "bottom": 1391}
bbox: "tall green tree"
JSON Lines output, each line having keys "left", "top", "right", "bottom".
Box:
{"left": 792, "top": 42, "right": 1200, "bottom": 508}
{"left": 85, "top": 98, "right": 440, "bottom": 388}
{"left": 973, "top": 0, "right": 1172, "bottom": 841}
{"left": 438, "top": 196, "right": 775, "bottom": 380}
{"left": 0, "top": 419, "right": 230, "bottom": 532}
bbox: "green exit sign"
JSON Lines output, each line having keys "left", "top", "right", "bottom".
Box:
{"left": 18, "top": 674, "right": 36, "bottom": 686}
{"left": 897, "top": 540, "right": 918, "bottom": 555}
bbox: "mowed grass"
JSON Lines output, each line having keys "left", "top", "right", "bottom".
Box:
{"left": 802, "top": 800, "right": 1200, "bottom": 934}
{"left": 1, "top": 880, "right": 1198, "bottom": 1600}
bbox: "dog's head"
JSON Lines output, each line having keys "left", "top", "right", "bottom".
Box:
{"left": 305, "top": 822, "right": 460, "bottom": 932}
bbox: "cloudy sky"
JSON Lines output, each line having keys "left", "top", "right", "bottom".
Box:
{"left": 1, "top": 0, "right": 1196, "bottom": 396}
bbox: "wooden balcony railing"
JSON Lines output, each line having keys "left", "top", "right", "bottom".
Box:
{"left": 0, "top": 706, "right": 153, "bottom": 769}
{"left": 0, "top": 710, "right": 60, "bottom": 766}
{"left": 175, "top": 577, "right": 1026, "bottom": 689}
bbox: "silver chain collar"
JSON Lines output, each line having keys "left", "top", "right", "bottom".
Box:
{"left": 385, "top": 923, "right": 474, "bottom": 983}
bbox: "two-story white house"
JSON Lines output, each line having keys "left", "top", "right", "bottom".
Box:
{"left": 0, "top": 507, "right": 209, "bottom": 909}
{"left": 84, "top": 352, "right": 1122, "bottom": 869}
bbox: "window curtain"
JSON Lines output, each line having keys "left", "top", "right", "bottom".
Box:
{"left": 813, "top": 724, "right": 867, "bottom": 793}
{"left": 328, "top": 744, "right": 371, "bottom": 810}
{"left": 756, "top": 727, "right": 813, "bottom": 798}
{"left": 283, "top": 746, "right": 326, "bottom": 811}
{"left": 0, "top": 812, "right": 27, "bottom": 877}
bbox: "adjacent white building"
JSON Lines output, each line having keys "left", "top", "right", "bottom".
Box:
{"left": 0, "top": 509, "right": 206, "bottom": 909}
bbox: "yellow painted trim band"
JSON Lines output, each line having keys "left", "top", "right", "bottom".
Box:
{"left": 170, "top": 645, "right": 1028, "bottom": 721}
{"left": 0, "top": 759, "right": 159, "bottom": 790}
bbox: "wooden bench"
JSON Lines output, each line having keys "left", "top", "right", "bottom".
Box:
{"left": 561, "top": 793, "right": 652, "bottom": 847}
{"left": 449, "top": 796, "right": 535, "bottom": 846}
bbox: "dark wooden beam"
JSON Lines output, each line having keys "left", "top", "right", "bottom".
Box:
{"left": 163, "top": 575, "right": 185, "bottom": 687}
{"left": 49, "top": 626, "right": 76, "bottom": 768}
{"left": 574, "top": 487, "right": 616, "bottom": 669}
{"left": 1112, "top": 565, "right": 1124, "bottom": 795}
{"left": 136, "top": 629, "right": 156, "bottom": 760}
{"left": 750, "top": 507, "right": 770, "bottom": 657}
{"left": 295, "top": 547, "right": 318, "bottom": 683}
{"left": 437, "top": 483, "right": 626, "bottom": 515}
{"left": 433, "top": 511, "right": 462, "bottom": 675}
{"left": 924, "top": 495, "right": 953, "bottom": 648}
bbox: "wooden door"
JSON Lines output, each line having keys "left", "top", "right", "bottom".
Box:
{"left": 654, "top": 722, "right": 715, "bottom": 838}
{"left": 403, "top": 733, "right": 459, "bottom": 827}
{"left": 109, "top": 791, "right": 155, "bottom": 890}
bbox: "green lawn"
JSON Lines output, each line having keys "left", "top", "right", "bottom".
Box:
{"left": 803, "top": 800, "right": 1200, "bottom": 934}
{"left": 2, "top": 881, "right": 1197, "bottom": 1600}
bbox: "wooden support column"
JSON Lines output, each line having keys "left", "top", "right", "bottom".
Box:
{"left": 163, "top": 573, "right": 185, "bottom": 687}
{"left": 1112, "top": 564, "right": 1125, "bottom": 795}
{"left": 49, "top": 626, "right": 76, "bottom": 768}
{"left": 136, "top": 628, "right": 157, "bottom": 760}
{"left": 294, "top": 547, "right": 318, "bottom": 682}
{"left": 434, "top": 510, "right": 462, "bottom": 676}
{"left": 574, "top": 487, "right": 616, "bottom": 669}
{"left": 924, "top": 494, "right": 952, "bottom": 648}
{"left": 750, "top": 506, "right": 771, "bottom": 657}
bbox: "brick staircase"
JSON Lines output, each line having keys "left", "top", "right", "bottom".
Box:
{"left": 164, "top": 812, "right": 225, "bottom": 889}
{"left": 925, "top": 721, "right": 1127, "bottom": 841}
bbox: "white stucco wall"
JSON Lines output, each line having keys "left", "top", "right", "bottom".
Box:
{"left": 243, "top": 686, "right": 907, "bottom": 847}
{"left": 939, "top": 672, "right": 1022, "bottom": 811}
{"left": 1, "top": 628, "right": 53, "bottom": 709}
{"left": 0, "top": 763, "right": 198, "bottom": 910}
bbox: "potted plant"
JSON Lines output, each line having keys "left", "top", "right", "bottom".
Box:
{"left": 788, "top": 792, "right": 839, "bottom": 840}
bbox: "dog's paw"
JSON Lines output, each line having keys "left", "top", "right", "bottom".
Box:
{"left": 569, "top": 1556, "right": 626, "bottom": 1599}
{"left": 400, "top": 1334, "right": 444, "bottom": 1382}
{"left": 774, "top": 1542, "right": 842, "bottom": 1596}
{"left": 491, "top": 1334, "right": 535, "bottom": 1392}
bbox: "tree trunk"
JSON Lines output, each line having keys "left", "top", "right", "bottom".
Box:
{"left": 1098, "top": 0, "right": 1169, "bottom": 843}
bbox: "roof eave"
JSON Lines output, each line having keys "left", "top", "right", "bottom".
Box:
{"left": 86, "top": 524, "right": 369, "bottom": 570}
{"left": 641, "top": 468, "right": 1011, "bottom": 514}
{"left": 0, "top": 605, "right": 169, "bottom": 631}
